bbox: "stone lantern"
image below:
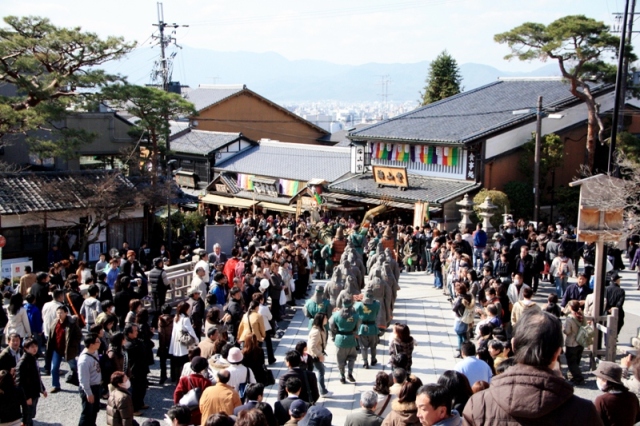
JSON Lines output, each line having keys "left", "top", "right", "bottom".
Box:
{"left": 477, "top": 196, "right": 497, "bottom": 236}
{"left": 456, "top": 194, "right": 475, "bottom": 232}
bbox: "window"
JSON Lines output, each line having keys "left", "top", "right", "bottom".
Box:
{"left": 108, "top": 220, "right": 144, "bottom": 251}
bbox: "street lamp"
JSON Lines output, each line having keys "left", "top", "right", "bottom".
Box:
{"left": 513, "top": 96, "right": 563, "bottom": 223}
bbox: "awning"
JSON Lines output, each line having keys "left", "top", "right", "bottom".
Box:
{"left": 201, "top": 194, "right": 257, "bottom": 208}
{"left": 258, "top": 201, "right": 297, "bottom": 213}
{"left": 323, "top": 192, "right": 422, "bottom": 211}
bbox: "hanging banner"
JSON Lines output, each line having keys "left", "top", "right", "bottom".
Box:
{"left": 372, "top": 143, "right": 460, "bottom": 167}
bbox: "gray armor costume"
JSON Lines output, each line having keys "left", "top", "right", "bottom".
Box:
{"left": 364, "top": 269, "right": 392, "bottom": 329}
{"left": 385, "top": 248, "right": 401, "bottom": 281}
{"left": 323, "top": 269, "right": 345, "bottom": 311}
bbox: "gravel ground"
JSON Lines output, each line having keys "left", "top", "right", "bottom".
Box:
{"left": 32, "top": 296, "right": 307, "bottom": 426}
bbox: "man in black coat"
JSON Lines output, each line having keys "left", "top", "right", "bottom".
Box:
{"left": 274, "top": 377, "right": 307, "bottom": 426}
{"left": 95, "top": 273, "right": 113, "bottom": 303}
{"left": 233, "top": 383, "right": 277, "bottom": 426}
{"left": 124, "top": 324, "right": 149, "bottom": 414}
{"left": 147, "top": 257, "right": 168, "bottom": 323}
{"left": 513, "top": 245, "right": 534, "bottom": 286}
{"left": 17, "top": 338, "right": 47, "bottom": 425}
{"left": 0, "top": 332, "right": 23, "bottom": 373}
{"left": 186, "top": 288, "right": 205, "bottom": 340}
{"left": 224, "top": 287, "right": 244, "bottom": 343}
{"left": 277, "top": 350, "right": 319, "bottom": 404}
{"left": 268, "top": 262, "right": 285, "bottom": 322}
{"left": 30, "top": 272, "right": 52, "bottom": 311}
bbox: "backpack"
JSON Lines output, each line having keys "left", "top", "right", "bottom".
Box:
{"left": 571, "top": 317, "right": 595, "bottom": 348}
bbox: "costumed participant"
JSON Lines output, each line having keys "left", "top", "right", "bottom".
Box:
{"left": 303, "top": 286, "right": 331, "bottom": 330}
{"left": 324, "top": 269, "right": 345, "bottom": 312}
{"left": 354, "top": 290, "right": 380, "bottom": 369}
{"left": 329, "top": 298, "right": 361, "bottom": 384}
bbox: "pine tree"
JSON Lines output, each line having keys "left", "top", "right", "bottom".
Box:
{"left": 420, "top": 50, "right": 463, "bottom": 106}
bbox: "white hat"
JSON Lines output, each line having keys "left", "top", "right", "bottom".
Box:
{"left": 259, "top": 279, "right": 270, "bottom": 291}
{"left": 227, "top": 347, "right": 244, "bottom": 363}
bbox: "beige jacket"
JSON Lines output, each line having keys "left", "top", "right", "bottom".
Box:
{"left": 237, "top": 311, "right": 266, "bottom": 342}
{"left": 563, "top": 313, "right": 585, "bottom": 348}
{"left": 510, "top": 300, "right": 541, "bottom": 325}
{"left": 307, "top": 327, "right": 327, "bottom": 359}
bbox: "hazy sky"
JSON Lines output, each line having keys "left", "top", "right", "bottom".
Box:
{"left": 4, "top": 0, "right": 634, "bottom": 72}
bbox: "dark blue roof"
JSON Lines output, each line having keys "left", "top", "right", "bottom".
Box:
{"left": 349, "top": 78, "right": 611, "bottom": 144}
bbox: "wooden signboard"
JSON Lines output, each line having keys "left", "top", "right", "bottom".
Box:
{"left": 372, "top": 165, "right": 408, "bottom": 189}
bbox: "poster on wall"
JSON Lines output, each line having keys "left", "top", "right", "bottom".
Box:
{"left": 88, "top": 243, "right": 102, "bottom": 262}
{"left": 10, "top": 261, "right": 34, "bottom": 285}
{"left": 1, "top": 257, "right": 31, "bottom": 280}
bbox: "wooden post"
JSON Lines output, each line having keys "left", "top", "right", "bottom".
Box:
{"left": 592, "top": 239, "right": 605, "bottom": 356}
{"left": 607, "top": 308, "right": 619, "bottom": 362}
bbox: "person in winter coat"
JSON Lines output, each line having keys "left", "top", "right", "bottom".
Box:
{"left": 510, "top": 286, "right": 541, "bottom": 325}
{"left": 593, "top": 361, "right": 640, "bottom": 426}
{"left": 80, "top": 285, "right": 103, "bottom": 331}
{"left": 452, "top": 282, "right": 474, "bottom": 357}
{"left": 24, "top": 294, "right": 44, "bottom": 355}
{"left": 168, "top": 302, "right": 199, "bottom": 383}
{"left": 381, "top": 374, "right": 422, "bottom": 426}
{"left": 5, "top": 293, "right": 31, "bottom": 339}
{"left": 29, "top": 272, "right": 52, "bottom": 311}
{"left": 186, "top": 289, "right": 205, "bottom": 340}
{"left": 564, "top": 300, "right": 587, "bottom": 385}
{"left": 157, "top": 304, "right": 174, "bottom": 384}
{"left": 106, "top": 371, "right": 135, "bottom": 426}
{"left": 16, "top": 338, "right": 47, "bottom": 426}
{"left": 173, "top": 356, "right": 212, "bottom": 426}
{"left": 224, "top": 287, "right": 244, "bottom": 343}
{"left": 237, "top": 301, "right": 266, "bottom": 343}
{"left": 123, "top": 324, "right": 149, "bottom": 415}
{"left": 389, "top": 323, "right": 417, "bottom": 373}
{"left": 0, "top": 369, "right": 27, "bottom": 426}
{"left": 46, "top": 305, "right": 83, "bottom": 392}
{"left": 463, "top": 310, "right": 601, "bottom": 425}
{"left": 307, "top": 313, "right": 331, "bottom": 396}
{"left": 416, "top": 384, "right": 463, "bottom": 426}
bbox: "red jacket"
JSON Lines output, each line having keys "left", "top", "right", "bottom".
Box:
{"left": 173, "top": 373, "right": 213, "bottom": 425}
{"left": 223, "top": 258, "right": 239, "bottom": 289}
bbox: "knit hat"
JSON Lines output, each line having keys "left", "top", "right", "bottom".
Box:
{"left": 190, "top": 356, "right": 208, "bottom": 373}
{"left": 153, "top": 257, "right": 164, "bottom": 266}
{"left": 315, "top": 285, "right": 324, "bottom": 293}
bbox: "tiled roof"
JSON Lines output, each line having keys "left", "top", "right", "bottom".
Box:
{"left": 0, "top": 171, "right": 134, "bottom": 215}
{"left": 329, "top": 172, "right": 480, "bottom": 204}
{"left": 184, "top": 85, "right": 245, "bottom": 112}
{"left": 171, "top": 130, "right": 247, "bottom": 155}
{"left": 215, "top": 140, "right": 350, "bottom": 182}
{"left": 350, "top": 78, "right": 612, "bottom": 144}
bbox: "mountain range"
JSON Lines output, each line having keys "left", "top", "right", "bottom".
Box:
{"left": 102, "top": 46, "right": 561, "bottom": 102}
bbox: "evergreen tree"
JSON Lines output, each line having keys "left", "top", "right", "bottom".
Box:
{"left": 420, "top": 50, "right": 463, "bottom": 105}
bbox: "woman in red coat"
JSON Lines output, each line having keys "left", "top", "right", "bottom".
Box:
{"left": 173, "top": 356, "right": 213, "bottom": 425}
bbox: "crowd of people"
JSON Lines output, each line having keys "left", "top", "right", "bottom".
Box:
{"left": 0, "top": 209, "right": 639, "bottom": 426}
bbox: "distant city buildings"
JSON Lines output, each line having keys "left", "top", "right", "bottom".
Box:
{"left": 285, "top": 100, "right": 419, "bottom": 132}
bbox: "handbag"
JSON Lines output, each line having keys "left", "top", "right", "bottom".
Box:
{"left": 454, "top": 320, "right": 468, "bottom": 335}
{"left": 238, "top": 367, "right": 250, "bottom": 401}
{"left": 179, "top": 319, "right": 196, "bottom": 347}
{"left": 178, "top": 376, "right": 202, "bottom": 411}
{"left": 263, "top": 365, "right": 275, "bottom": 386}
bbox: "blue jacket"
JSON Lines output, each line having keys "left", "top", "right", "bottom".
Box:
{"left": 473, "top": 230, "right": 488, "bottom": 248}
{"left": 210, "top": 281, "right": 228, "bottom": 306}
{"left": 24, "top": 302, "right": 43, "bottom": 334}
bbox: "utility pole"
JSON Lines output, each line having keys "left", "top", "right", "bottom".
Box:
{"left": 616, "top": 0, "right": 637, "bottom": 154}
{"left": 609, "top": 0, "right": 630, "bottom": 175}
{"left": 151, "top": 2, "right": 186, "bottom": 256}
{"left": 534, "top": 95, "right": 543, "bottom": 224}
{"left": 152, "top": 2, "right": 187, "bottom": 92}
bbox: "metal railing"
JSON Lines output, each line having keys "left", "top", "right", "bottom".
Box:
{"left": 145, "top": 261, "right": 196, "bottom": 307}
